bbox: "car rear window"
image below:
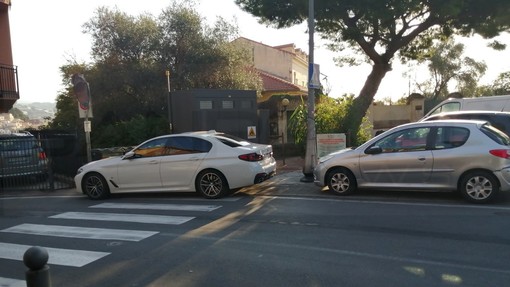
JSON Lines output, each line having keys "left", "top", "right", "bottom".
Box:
{"left": 481, "top": 124, "right": 510, "bottom": 146}
{"left": 213, "top": 134, "right": 250, "bottom": 147}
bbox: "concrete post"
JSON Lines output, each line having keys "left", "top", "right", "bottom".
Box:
{"left": 24, "top": 246, "right": 51, "bottom": 287}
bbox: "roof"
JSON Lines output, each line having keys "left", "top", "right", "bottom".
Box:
{"left": 258, "top": 70, "right": 305, "bottom": 92}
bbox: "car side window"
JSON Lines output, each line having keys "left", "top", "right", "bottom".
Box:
{"left": 374, "top": 127, "right": 429, "bottom": 153}
{"left": 434, "top": 127, "right": 469, "bottom": 149}
{"left": 165, "top": 137, "right": 212, "bottom": 155}
{"left": 135, "top": 138, "right": 168, "bottom": 157}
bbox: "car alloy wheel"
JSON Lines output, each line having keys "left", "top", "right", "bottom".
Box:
{"left": 83, "top": 173, "right": 110, "bottom": 200}
{"left": 196, "top": 170, "right": 228, "bottom": 199}
{"left": 460, "top": 171, "right": 498, "bottom": 203}
{"left": 326, "top": 168, "right": 356, "bottom": 195}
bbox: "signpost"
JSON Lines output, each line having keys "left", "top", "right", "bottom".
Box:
{"left": 72, "top": 74, "right": 92, "bottom": 162}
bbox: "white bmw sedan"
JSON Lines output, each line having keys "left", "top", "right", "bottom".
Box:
{"left": 75, "top": 131, "right": 276, "bottom": 199}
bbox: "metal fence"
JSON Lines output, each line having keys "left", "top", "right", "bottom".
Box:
{"left": 0, "top": 131, "right": 85, "bottom": 192}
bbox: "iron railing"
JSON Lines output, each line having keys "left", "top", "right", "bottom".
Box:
{"left": 0, "top": 63, "right": 19, "bottom": 100}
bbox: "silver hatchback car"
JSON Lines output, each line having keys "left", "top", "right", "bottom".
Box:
{"left": 314, "top": 120, "right": 510, "bottom": 203}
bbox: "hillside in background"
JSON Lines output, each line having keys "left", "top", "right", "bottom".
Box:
{"left": 12, "top": 102, "right": 56, "bottom": 120}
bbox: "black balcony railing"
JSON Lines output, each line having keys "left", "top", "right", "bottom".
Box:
{"left": 0, "top": 63, "right": 19, "bottom": 100}
{"left": 0, "top": 63, "right": 19, "bottom": 112}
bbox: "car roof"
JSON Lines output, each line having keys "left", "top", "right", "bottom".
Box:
{"left": 423, "top": 110, "right": 510, "bottom": 119}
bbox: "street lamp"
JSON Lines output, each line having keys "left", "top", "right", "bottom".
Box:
{"left": 280, "top": 98, "right": 290, "bottom": 166}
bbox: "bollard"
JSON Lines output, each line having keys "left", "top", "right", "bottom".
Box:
{"left": 23, "top": 246, "right": 51, "bottom": 287}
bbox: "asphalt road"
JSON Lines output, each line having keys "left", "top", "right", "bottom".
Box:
{"left": 1, "top": 178, "right": 510, "bottom": 287}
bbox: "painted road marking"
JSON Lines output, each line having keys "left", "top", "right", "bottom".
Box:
{"left": 49, "top": 212, "right": 194, "bottom": 225}
{"left": 1, "top": 224, "right": 158, "bottom": 242}
{"left": 0, "top": 243, "right": 109, "bottom": 267}
{"left": 90, "top": 202, "right": 221, "bottom": 212}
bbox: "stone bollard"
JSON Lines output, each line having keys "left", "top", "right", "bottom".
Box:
{"left": 23, "top": 246, "right": 51, "bottom": 287}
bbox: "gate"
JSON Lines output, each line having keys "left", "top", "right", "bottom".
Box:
{"left": 0, "top": 131, "right": 85, "bottom": 192}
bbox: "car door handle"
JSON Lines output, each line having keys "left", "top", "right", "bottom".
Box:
{"left": 149, "top": 160, "right": 159, "bottom": 164}
{"left": 417, "top": 157, "right": 426, "bottom": 161}
{"left": 189, "top": 157, "right": 200, "bottom": 161}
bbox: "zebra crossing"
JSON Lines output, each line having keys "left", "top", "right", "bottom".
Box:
{"left": 0, "top": 201, "right": 225, "bottom": 286}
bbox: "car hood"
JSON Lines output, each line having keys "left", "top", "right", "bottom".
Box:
{"left": 80, "top": 156, "right": 124, "bottom": 171}
{"left": 318, "top": 147, "right": 356, "bottom": 161}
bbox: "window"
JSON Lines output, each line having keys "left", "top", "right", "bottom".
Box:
{"left": 199, "top": 101, "right": 213, "bottom": 109}
{"left": 434, "top": 127, "right": 469, "bottom": 149}
{"left": 135, "top": 138, "right": 168, "bottom": 157}
{"left": 222, "top": 100, "right": 234, "bottom": 109}
{"left": 373, "top": 127, "right": 429, "bottom": 153}
{"left": 240, "top": 100, "right": 252, "bottom": 109}
{"left": 166, "top": 137, "right": 212, "bottom": 155}
{"left": 481, "top": 124, "right": 510, "bottom": 146}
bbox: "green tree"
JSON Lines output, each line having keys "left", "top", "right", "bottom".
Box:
{"left": 50, "top": 1, "right": 262, "bottom": 147}
{"left": 289, "top": 95, "right": 372, "bottom": 149}
{"left": 236, "top": 0, "right": 510, "bottom": 145}
{"left": 408, "top": 39, "right": 487, "bottom": 101}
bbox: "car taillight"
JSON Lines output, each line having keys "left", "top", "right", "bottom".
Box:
{"left": 489, "top": 149, "right": 510, "bottom": 159}
{"left": 39, "top": 151, "right": 47, "bottom": 160}
{"left": 238, "top": 152, "right": 264, "bottom": 162}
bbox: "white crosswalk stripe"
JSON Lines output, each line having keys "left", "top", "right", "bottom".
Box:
{"left": 49, "top": 211, "right": 195, "bottom": 224}
{"left": 90, "top": 202, "right": 221, "bottom": 212}
{"left": 0, "top": 276, "right": 26, "bottom": 287}
{"left": 0, "top": 201, "right": 224, "bottom": 285}
{"left": 1, "top": 224, "right": 158, "bottom": 241}
{"left": 0, "top": 243, "right": 109, "bottom": 267}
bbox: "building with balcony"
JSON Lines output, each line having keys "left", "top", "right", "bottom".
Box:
{"left": 0, "top": 0, "right": 19, "bottom": 113}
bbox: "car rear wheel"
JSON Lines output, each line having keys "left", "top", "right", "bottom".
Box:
{"left": 195, "top": 170, "right": 228, "bottom": 199}
{"left": 82, "top": 173, "right": 110, "bottom": 200}
{"left": 326, "top": 168, "right": 356, "bottom": 195}
{"left": 460, "top": 171, "right": 498, "bottom": 204}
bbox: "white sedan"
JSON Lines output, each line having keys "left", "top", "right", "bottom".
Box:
{"left": 74, "top": 131, "right": 276, "bottom": 199}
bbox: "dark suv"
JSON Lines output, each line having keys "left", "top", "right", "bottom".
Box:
{"left": 420, "top": 111, "right": 510, "bottom": 137}
{"left": 0, "top": 132, "right": 49, "bottom": 179}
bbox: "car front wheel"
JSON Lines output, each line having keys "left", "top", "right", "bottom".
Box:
{"left": 195, "top": 170, "right": 228, "bottom": 199}
{"left": 82, "top": 173, "right": 110, "bottom": 200}
{"left": 460, "top": 171, "right": 498, "bottom": 204}
{"left": 326, "top": 168, "right": 357, "bottom": 195}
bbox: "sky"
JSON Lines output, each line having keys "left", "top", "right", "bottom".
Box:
{"left": 8, "top": 0, "right": 510, "bottom": 104}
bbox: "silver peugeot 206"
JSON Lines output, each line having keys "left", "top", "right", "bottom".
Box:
{"left": 314, "top": 120, "right": 510, "bottom": 204}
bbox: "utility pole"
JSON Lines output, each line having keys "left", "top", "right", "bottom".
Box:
{"left": 166, "top": 70, "right": 173, "bottom": 133}
{"left": 301, "top": 0, "right": 317, "bottom": 182}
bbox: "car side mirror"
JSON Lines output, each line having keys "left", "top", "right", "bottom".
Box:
{"left": 365, "top": 146, "right": 382, "bottom": 155}
{"left": 122, "top": 151, "right": 136, "bottom": 159}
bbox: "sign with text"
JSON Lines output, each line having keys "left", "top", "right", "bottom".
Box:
{"left": 317, "top": 133, "right": 346, "bottom": 157}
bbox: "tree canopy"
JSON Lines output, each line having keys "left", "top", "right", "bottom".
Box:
{"left": 49, "top": 1, "right": 261, "bottom": 147}
{"left": 236, "top": 0, "right": 510, "bottom": 144}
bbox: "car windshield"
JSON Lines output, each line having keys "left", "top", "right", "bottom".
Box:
{"left": 481, "top": 124, "right": 510, "bottom": 145}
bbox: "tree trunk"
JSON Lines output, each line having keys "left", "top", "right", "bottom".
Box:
{"left": 344, "top": 63, "right": 390, "bottom": 146}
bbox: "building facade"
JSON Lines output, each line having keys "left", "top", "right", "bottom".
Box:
{"left": 0, "top": 0, "right": 19, "bottom": 113}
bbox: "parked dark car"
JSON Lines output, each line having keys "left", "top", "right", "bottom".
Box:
{"left": 0, "top": 132, "right": 49, "bottom": 179}
{"left": 420, "top": 111, "right": 510, "bottom": 137}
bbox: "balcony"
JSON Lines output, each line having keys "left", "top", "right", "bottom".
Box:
{"left": 0, "top": 63, "right": 19, "bottom": 113}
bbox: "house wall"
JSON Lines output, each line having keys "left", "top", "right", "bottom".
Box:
{"left": 234, "top": 38, "right": 308, "bottom": 91}
{"left": 367, "top": 96, "right": 425, "bottom": 135}
{"left": 0, "top": 1, "right": 13, "bottom": 66}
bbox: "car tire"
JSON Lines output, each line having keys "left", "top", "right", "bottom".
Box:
{"left": 326, "top": 168, "right": 356, "bottom": 195}
{"left": 82, "top": 172, "right": 110, "bottom": 200}
{"left": 195, "top": 169, "right": 229, "bottom": 199}
{"left": 459, "top": 171, "right": 499, "bottom": 204}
